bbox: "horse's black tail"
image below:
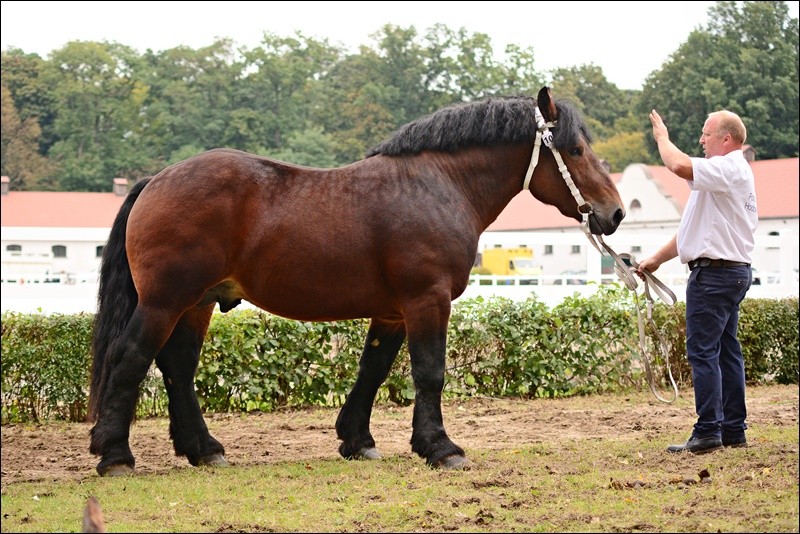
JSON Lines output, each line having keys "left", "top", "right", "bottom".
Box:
{"left": 88, "top": 177, "right": 152, "bottom": 422}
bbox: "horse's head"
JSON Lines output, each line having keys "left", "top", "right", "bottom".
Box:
{"left": 527, "top": 87, "right": 624, "bottom": 235}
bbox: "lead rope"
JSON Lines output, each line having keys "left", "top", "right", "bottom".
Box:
{"left": 579, "top": 229, "right": 679, "bottom": 403}
{"left": 523, "top": 108, "right": 679, "bottom": 403}
{"left": 616, "top": 252, "right": 679, "bottom": 403}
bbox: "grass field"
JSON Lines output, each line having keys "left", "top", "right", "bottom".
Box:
{"left": 1, "top": 385, "right": 797, "bottom": 532}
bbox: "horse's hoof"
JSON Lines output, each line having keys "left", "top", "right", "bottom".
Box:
{"left": 434, "top": 455, "right": 471, "bottom": 470}
{"left": 344, "top": 446, "right": 381, "bottom": 460}
{"left": 99, "top": 464, "right": 134, "bottom": 477}
{"left": 199, "top": 453, "right": 230, "bottom": 467}
{"left": 355, "top": 447, "right": 382, "bottom": 460}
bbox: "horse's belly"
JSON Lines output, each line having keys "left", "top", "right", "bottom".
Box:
{"left": 241, "top": 277, "right": 396, "bottom": 322}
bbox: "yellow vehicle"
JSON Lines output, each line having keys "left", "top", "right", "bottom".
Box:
{"left": 476, "top": 247, "right": 543, "bottom": 284}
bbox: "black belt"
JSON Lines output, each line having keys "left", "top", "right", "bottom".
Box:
{"left": 688, "top": 258, "right": 750, "bottom": 271}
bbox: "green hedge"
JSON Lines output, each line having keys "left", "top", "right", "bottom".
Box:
{"left": 2, "top": 287, "right": 797, "bottom": 423}
{"left": 1, "top": 312, "right": 93, "bottom": 423}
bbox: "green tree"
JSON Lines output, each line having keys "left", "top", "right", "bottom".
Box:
{"left": 0, "top": 83, "right": 55, "bottom": 189}
{"left": 43, "top": 41, "right": 151, "bottom": 191}
{"left": 318, "top": 52, "right": 400, "bottom": 163}
{"left": 444, "top": 27, "right": 504, "bottom": 100}
{"left": 497, "top": 42, "right": 545, "bottom": 97}
{"left": 0, "top": 48, "right": 56, "bottom": 153}
{"left": 268, "top": 126, "right": 339, "bottom": 168}
{"left": 422, "top": 25, "right": 544, "bottom": 100}
{"left": 639, "top": 1, "right": 798, "bottom": 160}
{"left": 237, "top": 32, "right": 341, "bottom": 153}
{"left": 368, "top": 25, "right": 439, "bottom": 124}
{"left": 550, "top": 64, "right": 633, "bottom": 141}
{"left": 593, "top": 131, "right": 654, "bottom": 173}
{"left": 140, "top": 39, "right": 242, "bottom": 171}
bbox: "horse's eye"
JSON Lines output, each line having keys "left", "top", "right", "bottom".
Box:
{"left": 568, "top": 147, "right": 582, "bottom": 157}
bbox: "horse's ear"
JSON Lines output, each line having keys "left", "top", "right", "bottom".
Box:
{"left": 537, "top": 86, "right": 558, "bottom": 122}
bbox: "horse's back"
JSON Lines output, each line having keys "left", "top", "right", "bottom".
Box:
{"left": 148, "top": 148, "right": 297, "bottom": 192}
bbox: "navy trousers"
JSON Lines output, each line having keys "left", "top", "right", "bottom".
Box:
{"left": 685, "top": 264, "right": 752, "bottom": 440}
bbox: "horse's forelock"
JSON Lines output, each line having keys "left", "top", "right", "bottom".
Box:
{"left": 552, "top": 100, "right": 592, "bottom": 148}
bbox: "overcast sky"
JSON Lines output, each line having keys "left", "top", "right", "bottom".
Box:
{"left": 1, "top": 1, "right": 798, "bottom": 90}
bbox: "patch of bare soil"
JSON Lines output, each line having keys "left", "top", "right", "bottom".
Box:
{"left": 1, "top": 384, "right": 797, "bottom": 488}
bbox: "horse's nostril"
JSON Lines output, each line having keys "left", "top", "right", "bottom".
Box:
{"left": 614, "top": 208, "right": 625, "bottom": 225}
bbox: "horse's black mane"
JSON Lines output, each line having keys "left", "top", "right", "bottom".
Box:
{"left": 366, "top": 95, "right": 592, "bottom": 157}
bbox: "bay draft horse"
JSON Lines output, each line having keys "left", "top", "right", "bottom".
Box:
{"left": 88, "top": 86, "right": 624, "bottom": 476}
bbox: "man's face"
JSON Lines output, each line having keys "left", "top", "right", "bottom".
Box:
{"left": 699, "top": 116, "right": 727, "bottom": 158}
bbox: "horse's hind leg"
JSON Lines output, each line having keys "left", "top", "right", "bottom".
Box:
{"left": 90, "top": 306, "right": 177, "bottom": 476}
{"left": 336, "top": 318, "right": 406, "bottom": 460}
{"left": 155, "top": 304, "right": 227, "bottom": 467}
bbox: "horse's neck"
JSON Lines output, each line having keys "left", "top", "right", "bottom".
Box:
{"left": 444, "top": 145, "right": 531, "bottom": 231}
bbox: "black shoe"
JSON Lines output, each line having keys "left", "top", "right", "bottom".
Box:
{"left": 667, "top": 435, "right": 723, "bottom": 454}
{"left": 722, "top": 435, "right": 748, "bottom": 448}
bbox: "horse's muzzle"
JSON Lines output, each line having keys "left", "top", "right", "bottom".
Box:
{"left": 590, "top": 207, "right": 625, "bottom": 235}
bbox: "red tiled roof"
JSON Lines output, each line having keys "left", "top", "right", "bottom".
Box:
{"left": 754, "top": 158, "right": 800, "bottom": 218}
{"left": 1, "top": 191, "right": 125, "bottom": 228}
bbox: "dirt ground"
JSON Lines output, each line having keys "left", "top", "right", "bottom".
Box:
{"left": 1, "top": 384, "right": 797, "bottom": 488}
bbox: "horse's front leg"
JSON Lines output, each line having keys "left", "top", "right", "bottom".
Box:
{"left": 336, "top": 318, "right": 406, "bottom": 460}
{"left": 405, "top": 296, "right": 467, "bottom": 469}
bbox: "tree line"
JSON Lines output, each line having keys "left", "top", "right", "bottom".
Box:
{"left": 1, "top": 1, "right": 797, "bottom": 192}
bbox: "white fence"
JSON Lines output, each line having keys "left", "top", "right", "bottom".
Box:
{"left": 458, "top": 270, "right": 795, "bottom": 308}
{"left": 2, "top": 232, "right": 797, "bottom": 314}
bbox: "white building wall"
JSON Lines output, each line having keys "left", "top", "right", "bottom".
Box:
{"left": 2, "top": 227, "right": 110, "bottom": 279}
{"left": 615, "top": 164, "right": 683, "bottom": 223}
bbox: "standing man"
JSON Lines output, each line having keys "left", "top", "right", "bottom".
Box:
{"left": 637, "top": 109, "right": 757, "bottom": 454}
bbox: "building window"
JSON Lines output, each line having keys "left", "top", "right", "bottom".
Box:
{"left": 544, "top": 245, "right": 553, "bottom": 255}
{"left": 571, "top": 245, "right": 581, "bottom": 254}
{"left": 631, "top": 245, "right": 642, "bottom": 253}
{"left": 52, "top": 245, "right": 67, "bottom": 258}
{"left": 629, "top": 199, "right": 642, "bottom": 218}
{"left": 767, "top": 231, "right": 779, "bottom": 250}
{"left": 6, "top": 244, "right": 22, "bottom": 253}
{"left": 96, "top": 245, "right": 105, "bottom": 258}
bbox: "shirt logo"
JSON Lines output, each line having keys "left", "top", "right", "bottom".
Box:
{"left": 744, "top": 193, "right": 757, "bottom": 213}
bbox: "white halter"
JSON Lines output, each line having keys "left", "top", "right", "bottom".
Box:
{"left": 523, "top": 106, "right": 590, "bottom": 218}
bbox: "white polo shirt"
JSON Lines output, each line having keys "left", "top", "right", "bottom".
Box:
{"left": 676, "top": 149, "right": 758, "bottom": 264}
